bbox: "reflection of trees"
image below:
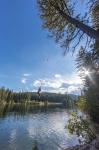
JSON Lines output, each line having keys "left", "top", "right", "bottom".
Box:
{"left": 0, "top": 102, "right": 14, "bottom": 117}
{"left": 32, "top": 142, "right": 39, "bottom": 150}
{"left": 0, "top": 102, "right": 66, "bottom": 118}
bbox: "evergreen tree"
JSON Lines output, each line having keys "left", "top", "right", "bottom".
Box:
{"left": 38, "top": 0, "right": 99, "bottom": 53}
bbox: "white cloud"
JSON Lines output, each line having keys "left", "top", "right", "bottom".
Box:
{"left": 33, "top": 73, "right": 83, "bottom": 94}
{"left": 21, "top": 73, "right": 31, "bottom": 85}
{"left": 33, "top": 78, "right": 62, "bottom": 89}
{"left": 54, "top": 74, "right": 61, "bottom": 78}
{"left": 23, "top": 73, "right": 31, "bottom": 77}
{"left": 68, "top": 75, "right": 82, "bottom": 85}
{"left": 21, "top": 78, "right": 27, "bottom": 84}
{"left": 68, "top": 86, "right": 80, "bottom": 94}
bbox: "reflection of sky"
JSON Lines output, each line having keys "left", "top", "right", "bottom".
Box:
{"left": 27, "top": 111, "right": 79, "bottom": 149}
{"left": 9, "top": 129, "right": 17, "bottom": 150}
{"left": 0, "top": 110, "right": 79, "bottom": 150}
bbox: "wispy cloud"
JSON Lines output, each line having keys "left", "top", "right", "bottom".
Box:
{"left": 23, "top": 73, "right": 31, "bottom": 77}
{"left": 33, "top": 73, "right": 83, "bottom": 94}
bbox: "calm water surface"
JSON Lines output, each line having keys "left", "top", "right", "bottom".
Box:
{"left": 0, "top": 106, "right": 80, "bottom": 150}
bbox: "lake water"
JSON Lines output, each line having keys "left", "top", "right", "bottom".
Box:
{"left": 0, "top": 106, "right": 80, "bottom": 150}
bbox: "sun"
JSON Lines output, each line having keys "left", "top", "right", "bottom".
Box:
{"left": 84, "top": 70, "right": 90, "bottom": 76}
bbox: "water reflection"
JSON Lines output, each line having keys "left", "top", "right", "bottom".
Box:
{"left": 0, "top": 103, "right": 79, "bottom": 150}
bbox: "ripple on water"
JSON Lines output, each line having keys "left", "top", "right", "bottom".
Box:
{"left": 0, "top": 109, "right": 79, "bottom": 150}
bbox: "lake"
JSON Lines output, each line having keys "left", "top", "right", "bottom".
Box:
{"left": 0, "top": 105, "right": 81, "bottom": 150}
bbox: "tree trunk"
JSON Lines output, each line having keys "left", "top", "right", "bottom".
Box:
{"left": 55, "top": 6, "right": 99, "bottom": 41}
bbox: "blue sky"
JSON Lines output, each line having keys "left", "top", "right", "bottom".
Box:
{"left": 0, "top": 0, "right": 84, "bottom": 94}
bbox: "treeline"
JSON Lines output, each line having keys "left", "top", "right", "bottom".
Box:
{"left": 0, "top": 87, "right": 77, "bottom": 107}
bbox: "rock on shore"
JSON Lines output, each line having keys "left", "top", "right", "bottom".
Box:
{"left": 65, "top": 137, "right": 99, "bottom": 150}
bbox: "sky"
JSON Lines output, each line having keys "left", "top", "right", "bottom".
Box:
{"left": 0, "top": 0, "right": 84, "bottom": 94}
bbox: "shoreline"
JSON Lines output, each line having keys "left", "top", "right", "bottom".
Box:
{"left": 65, "top": 136, "right": 99, "bottom": 150}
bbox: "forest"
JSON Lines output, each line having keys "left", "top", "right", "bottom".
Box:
{"left": 0, "top": 87, "right": 77, "bottom": 107}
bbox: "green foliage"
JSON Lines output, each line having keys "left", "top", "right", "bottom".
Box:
{"left": 67, "top": 113, "right": 96, "bottom": 144}
{"left": 76, "top": 45, "right": 99, "bottom": 123}
{"left": 0, "top": 87, "right": 13, "bottom": 103}
{"left": 76, "top": 96, "right": 88, "bottom": 112}
{"left": 37, "top": 0, "right": 77, "bottom": 52}
{"left": 92, "top": 1, "right": 99, "bottom": 30}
